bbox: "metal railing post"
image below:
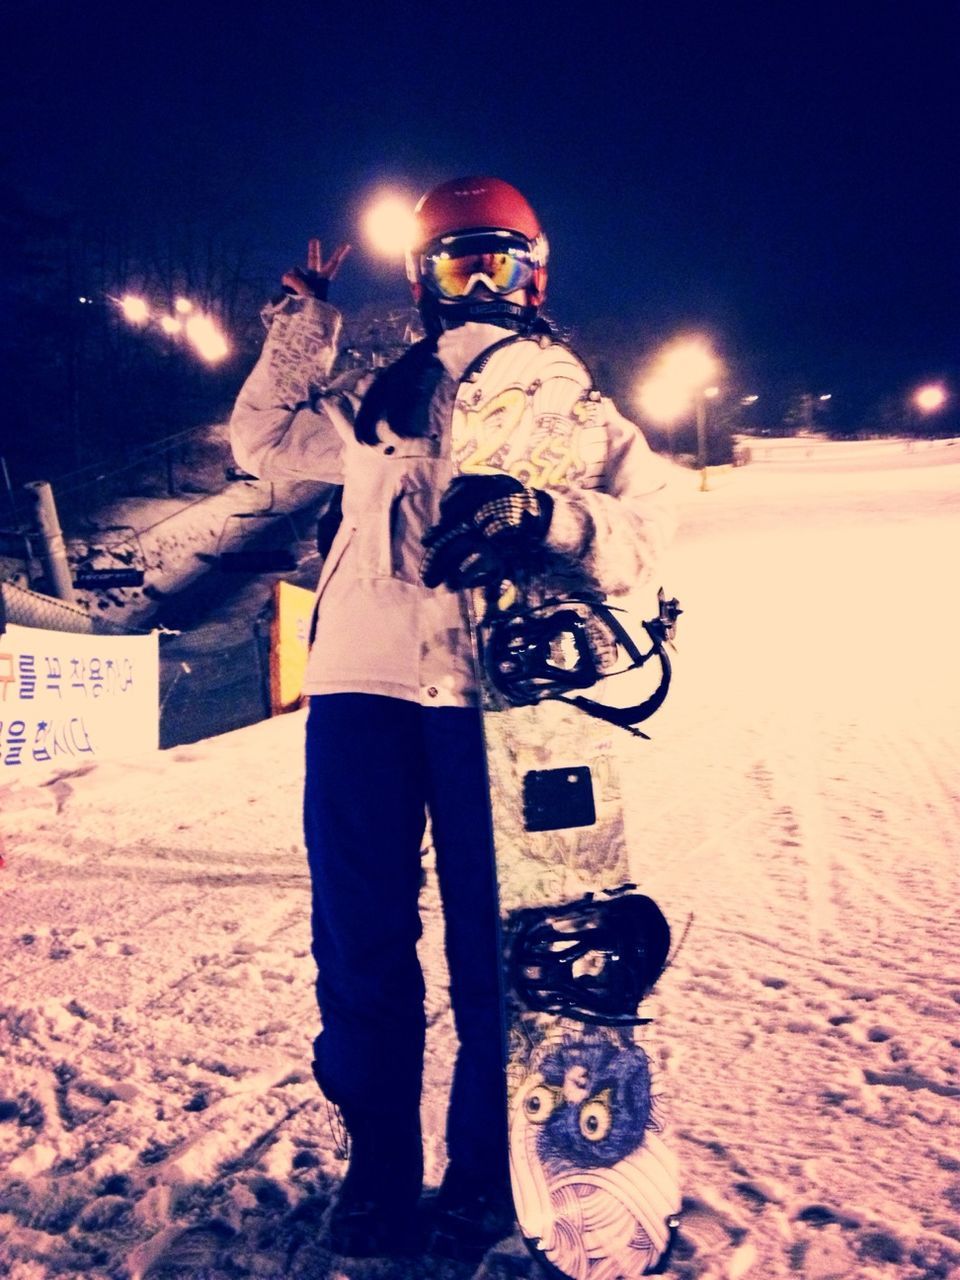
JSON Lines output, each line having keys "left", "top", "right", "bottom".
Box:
{"left": 23, "top": 480, "right": 77, "bottom": 604}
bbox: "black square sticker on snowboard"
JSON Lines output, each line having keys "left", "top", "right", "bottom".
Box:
{"left": 522, "top": 767, "right": 597, "bottom": 832}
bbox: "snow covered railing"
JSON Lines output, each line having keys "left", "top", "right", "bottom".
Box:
{"left": 1, "top": 581, "right": 95, "bottom": 635}
{"left": 0, "top": 581, "right": 146, "bottom": 637}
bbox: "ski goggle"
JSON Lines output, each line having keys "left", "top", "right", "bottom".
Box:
{"left": 419, "top": 231, "right": 539, "bottom": 300}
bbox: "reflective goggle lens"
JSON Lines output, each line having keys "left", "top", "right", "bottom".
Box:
{"left": 421, "top": 237, "right": 536, "bottom": 299}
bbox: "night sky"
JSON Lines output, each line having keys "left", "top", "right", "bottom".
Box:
{"left": 5, "top": 1, "right": 958, "bottom": 420}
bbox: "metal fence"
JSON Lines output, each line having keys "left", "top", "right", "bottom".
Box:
{"left": 0, "top": 580, "right": 133, "bottom": 636}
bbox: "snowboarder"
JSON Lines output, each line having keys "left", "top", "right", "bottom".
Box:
{"left": 229, "top": 176, "right": 674, "bottom": 1260}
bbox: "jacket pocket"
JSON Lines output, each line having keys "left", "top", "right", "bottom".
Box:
{"left": 352, "top": 482, "right": 402, "bottom": 581}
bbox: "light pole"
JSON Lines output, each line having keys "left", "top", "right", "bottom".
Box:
{"left": 911, "top": 382, "right": 948, "bottom": 438}
{"left": 694, "top": 395, "right": 706, "bottom": 485}
{"left": 696, "top": 385, "right": 720, "bottom": 490}
{"left": 637, "top": 337, "right": 722, "bottom": 491}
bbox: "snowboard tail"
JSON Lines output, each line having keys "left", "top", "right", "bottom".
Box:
{"left": 509, "top": 1019, "right": 679, "bottom": 1279}
{"left": 503, "top": 894, "right": 680, "bottom": 1278}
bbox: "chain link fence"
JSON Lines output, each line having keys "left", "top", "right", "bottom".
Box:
{"left": 0, "top": 580, "right": 136, "bottom": 636}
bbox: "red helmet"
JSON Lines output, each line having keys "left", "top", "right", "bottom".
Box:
{"left": 406, "top": 176, "right": 549, "bottom": 311}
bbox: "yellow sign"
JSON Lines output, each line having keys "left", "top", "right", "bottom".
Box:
{"left": 269, "top": 581, "right": 315, "bottom": 715}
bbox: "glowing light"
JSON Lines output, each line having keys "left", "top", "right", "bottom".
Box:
{"left": 741, "top": 394, "right": 759, "bottom": 405}
{"left": 638, "top": 378, "right": 694, "bottom": 423}
{"left": 704, "top": 385, "right": 720, "bottom": 399}
{"left": 364, "top": 194, "right": 419, "bottom": 257}
{"left": 914, "top": 383, "right": 947, "bottom": 413}
{"left": 819, "top": 393, "right": 832, "bottom": 402}
{"left": 185, "top": 314, "right": 229, "bottom": 363}
{"left": 120, "top": 295, "right": 150, "bottom": 325}
{"left": 160, "top": 315, "right": 182, "bottom": 335}
{"left": 174, "top": 297, "right": 194, "bottom": 314}
{"left": 636, "top": 337, "right": 722, "bottom": 424}
{"left": 658, "top": 339, "right": 719, "bottom": 391}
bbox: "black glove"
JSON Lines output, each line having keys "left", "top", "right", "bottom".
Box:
{"left": 421, "top": 474, "right": 553, "bottom": 590}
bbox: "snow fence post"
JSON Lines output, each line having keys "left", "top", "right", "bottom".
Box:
{"left": 23, "top": 480, "right": 77, "bottom": 605}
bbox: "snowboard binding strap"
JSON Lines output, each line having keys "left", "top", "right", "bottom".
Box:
{"left": 479, "top": 585, "right": 681, "bottom": 736}
{"left": 507, "top": 890, "right": 671, "bottom": 1025}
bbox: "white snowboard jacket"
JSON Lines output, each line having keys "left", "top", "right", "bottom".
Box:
{"left": 230, "top": 295, "right": 674, "bottom": 707}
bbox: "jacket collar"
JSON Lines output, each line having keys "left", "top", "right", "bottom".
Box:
{"left": 435, "top": 322, "right": 519, "bottom": 382}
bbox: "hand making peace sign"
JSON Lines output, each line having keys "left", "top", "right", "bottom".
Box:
{"left": 281, "top": 238, "right": 352, "bottom": 300}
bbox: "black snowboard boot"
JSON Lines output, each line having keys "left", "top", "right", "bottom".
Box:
{"left": 429, "top": 1165, "right": 516, "bottom": 1262}
{"left": 326, "top": 1105, "right": 425, "bottom": 1258}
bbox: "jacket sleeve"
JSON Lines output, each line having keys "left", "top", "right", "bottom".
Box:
{"left": 229, "top": 295, "right": 354, "bottom": 483}
{"left": 545, "top": 400, "right": 676, "bottom": 596}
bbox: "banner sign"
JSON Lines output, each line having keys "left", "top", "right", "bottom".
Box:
{"left": 0, "top": 622, "right": 159, "bottom": 774}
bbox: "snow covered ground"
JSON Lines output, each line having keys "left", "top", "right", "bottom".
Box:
{"left": 1, "top": 439, "right": 959, "bottom": 1280}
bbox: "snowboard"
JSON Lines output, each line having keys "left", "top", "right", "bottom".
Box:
{"left": 449, "top": 336, "right": 682, "bottom": 1278}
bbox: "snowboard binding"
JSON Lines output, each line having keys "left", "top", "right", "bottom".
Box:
{"left": 478, "top": 584, "right": 681, "bottom": 735}
{"left": 508, "top": 890, "right": 671, "bottom": 1025}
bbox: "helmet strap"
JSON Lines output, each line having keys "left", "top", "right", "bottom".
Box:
{"left": 422, "top": 294, "right": 540, "bottom": 337}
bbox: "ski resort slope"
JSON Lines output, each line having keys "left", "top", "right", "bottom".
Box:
{"left": 1, "top": 439, "right": 958, "bottom": 1280}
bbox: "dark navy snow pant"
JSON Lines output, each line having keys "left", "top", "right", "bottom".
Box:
{"left": 304, "top": 693, "right": 507, "bottom": 1182}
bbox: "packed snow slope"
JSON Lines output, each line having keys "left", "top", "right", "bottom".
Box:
{"left": 1, "top": 439, "right": 959, "bottom": 1280}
